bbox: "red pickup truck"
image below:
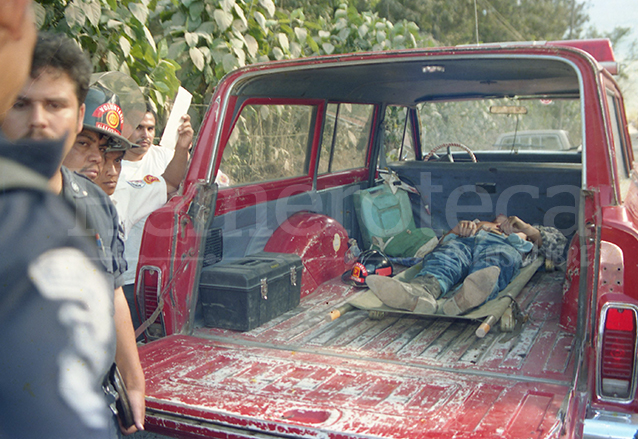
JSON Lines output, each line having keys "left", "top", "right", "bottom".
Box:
{"left": 135, "top": 39, "right": 638, "bottom": 439}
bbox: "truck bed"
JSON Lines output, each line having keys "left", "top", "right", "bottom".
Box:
{"left": 140, "top": 269, "right": 575, "bottom": 438}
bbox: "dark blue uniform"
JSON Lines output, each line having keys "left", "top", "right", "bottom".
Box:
{"left": 61, "top": 166, "right": 127, "bottom": 290}
{"left": 0, "top": 138, "right": 116, "bottom": 438}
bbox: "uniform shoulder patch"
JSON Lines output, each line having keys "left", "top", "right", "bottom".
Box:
{"left": 143, "top": 175, "right": 160, "bottom": 184}
{"left": 28, "top": 247, "right": 114, "bottom": 429}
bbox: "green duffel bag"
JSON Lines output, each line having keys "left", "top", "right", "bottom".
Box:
{"left": 371, "top": 227, "right": 438, "bottom": 258}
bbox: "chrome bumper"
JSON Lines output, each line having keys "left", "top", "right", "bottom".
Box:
{"left": 583, "top": 410, "right": 638, "bottom": 439}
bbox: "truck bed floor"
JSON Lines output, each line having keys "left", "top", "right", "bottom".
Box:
{"left": 192, "top": 269, "right": 574, "bottom": 384}
{"left": 141, "top": 270, "right": 574, "bottom": 438}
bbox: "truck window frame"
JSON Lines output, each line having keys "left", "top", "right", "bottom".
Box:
{"left": 606, "top": 89, "right": 632, "bottom": 202}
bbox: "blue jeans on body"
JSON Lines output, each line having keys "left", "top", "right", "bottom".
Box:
{"left": 417, "top": 230, "right": 522, "bottom": 301}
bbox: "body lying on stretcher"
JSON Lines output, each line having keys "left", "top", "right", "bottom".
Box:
{"left": 335, "top": 215, "right": 567, "bottom": 337}
{"left": 341, "top": 256, "right": 545, "bottom": 338}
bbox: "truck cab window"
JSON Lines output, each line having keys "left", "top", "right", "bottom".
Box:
{"left": 318, "top": 103, "right": 372, "bottom": 174}
{"left": 606, "top": 91, "right": 631, "bottom": 200}
{"left": 418, "top": 98, "right": 582, "bottom": 158}
{"left": 221, "top": 103, "right": 314, "bottom": 186}
{"left": 383, "top": 106, "right": 416, "bottom": 162}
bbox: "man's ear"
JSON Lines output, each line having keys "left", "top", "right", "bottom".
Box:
{"left": 76, "top": 103, "right": 86, "bottom": 135}
{"left": 0, "top": 0, "right": 30, "bottom": 39}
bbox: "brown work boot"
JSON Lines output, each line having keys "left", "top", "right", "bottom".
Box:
{"left": 441, "top": 266, "right": 501, "bottom": 316}
{"left": 366, "top": 275, "right": 438, "bottom": 314}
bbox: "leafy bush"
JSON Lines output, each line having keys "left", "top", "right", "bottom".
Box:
{"left": 36, "top": 0, "right": 429, "bottom": 128}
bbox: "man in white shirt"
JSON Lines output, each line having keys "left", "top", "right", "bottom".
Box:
{"left": 97, "top": 147, "right": 171, "bottom": 335}
{"left": 123, "top": 102, "right": 191, "bottom": 191}
{"left": 124, "top": 102, "right": 229, "bottom": 188}
{"left": 117, "top": 103, "right": 193, "bottom": 329}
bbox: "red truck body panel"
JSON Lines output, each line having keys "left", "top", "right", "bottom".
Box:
{"left": 135, "top": 40, "right": 638, "bottom": 438}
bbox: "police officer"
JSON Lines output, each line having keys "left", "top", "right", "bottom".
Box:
{"left": 0, "top": 3, "right": 116, "bottom": 438}
{"left": 1, "top": 32, "right": 145, "bottom": 434}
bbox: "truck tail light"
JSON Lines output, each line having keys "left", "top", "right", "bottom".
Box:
{"left": 138, "top": 266, "right": 165, "bottom": 339}
{"left": 599, "top": 306, "right": 638, "bottom": 400}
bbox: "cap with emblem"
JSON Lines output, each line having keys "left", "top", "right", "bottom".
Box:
{"left": 84, "top": 71, "right": 146, "bottom": 152}
{"left": 83, "top": 85, "right": 131, "bottom": 152}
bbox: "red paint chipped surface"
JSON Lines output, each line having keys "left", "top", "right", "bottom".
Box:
{"left": 141, "top": 270, "right": 574, "bottom": 438}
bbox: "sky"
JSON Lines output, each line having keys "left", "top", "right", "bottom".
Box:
{"left": 586, "top": 0, "right": 637, "bottom": 60}
{"left": 586, "top": 0, "right": 638, "bottom": 123}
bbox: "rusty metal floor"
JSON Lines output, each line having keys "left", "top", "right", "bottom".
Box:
{"left": 141, "top": 269, "right": 573, "bottom": 438}
{"left": 191, "top": 269, "right": 575, "bottom": 384}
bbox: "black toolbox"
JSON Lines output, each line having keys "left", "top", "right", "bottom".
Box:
{"left": 199, "top": 252, "right": 302, "bottom": 331}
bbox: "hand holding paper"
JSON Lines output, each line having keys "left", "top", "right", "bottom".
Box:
{"left": 175, "top": 115, "right": 194, "bottom": 151}
{"left": 159, "top": 86, "right": 193, "bottom": 150}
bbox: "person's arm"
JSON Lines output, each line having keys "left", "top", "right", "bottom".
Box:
{"left": 498, "top": 215, "right": 542, "bottom": 246}
{"left": 162, "top": 115, "right": 194, "bottom": 197}
{"left": 502, "top": 217, "right": 567, "bottom": 264}
{"left": 113, "top": 286, "right": 146, "bottom": 434}
{"left": 450, "top": 219, "right": 479, "bottom": 237}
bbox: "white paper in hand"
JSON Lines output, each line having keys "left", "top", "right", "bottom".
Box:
{"left": 159, "top": 86, "right": 192, "bottom": 150}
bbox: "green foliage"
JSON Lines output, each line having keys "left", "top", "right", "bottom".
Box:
{"left": 222, "top": 103, "right": 313, "bottom": 185}
{"left": 36, "top": 0, "right": 428, "bottom": 128}
{"left": 152, "top": 0, "right": 429, "bottom": 124}
{"left": 34, "top": 0, "right": 182, "bottom": 120}
{"left": 373, "top": 0, "right": 590, "bottom": 45}
{"left": 36, "top": 0, "right": 618, "bottom": 128}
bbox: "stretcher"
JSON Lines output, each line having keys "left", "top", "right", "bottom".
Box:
{"left": 329, "top": 256, "right": 546, "bottom": 338}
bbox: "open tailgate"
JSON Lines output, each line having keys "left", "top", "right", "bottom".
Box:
{"left": 141, "top": 333, "right": 570, "bottom": 439}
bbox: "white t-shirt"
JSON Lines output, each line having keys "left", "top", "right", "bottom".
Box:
{"left": 120, "top": 144, "right": 174, "bottom": 181}
{"left": 116, "top": 145, "right": 174, "bottom": 285}
{"left": 112, "top": 174, "right": 167, "bottom": 285}
{"left": 112, "top": 175, "right": 167, "bottom": 238}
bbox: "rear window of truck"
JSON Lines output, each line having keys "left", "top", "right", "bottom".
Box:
{"left": 220, "top": 101, "right": 372, "bottom": 187}
{"left": 221, "top": 103, "right": 316, "bottom": 187}
{"left": 318, "top": 103, "right": 373, "bottom": 174}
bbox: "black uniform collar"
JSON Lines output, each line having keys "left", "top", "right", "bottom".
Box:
{"left": 0, "top": 133, "right": 65, "bottom": 179}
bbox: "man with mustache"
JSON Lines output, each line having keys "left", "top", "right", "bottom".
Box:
{"left": 1, "top": 32, "right": 146, "bottom": 435}
{"left": 124, "top": 103, "right": 192, "bottom": 188}
{"left": 118, "top": 102, "right": 193, "bottom": 328}
{"left": 0, "top": 4, "right": 116, "bottom": 438}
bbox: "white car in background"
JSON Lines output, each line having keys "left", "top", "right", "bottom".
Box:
{"left": 494, "top": 129, "right": 576, "bottom": 151}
